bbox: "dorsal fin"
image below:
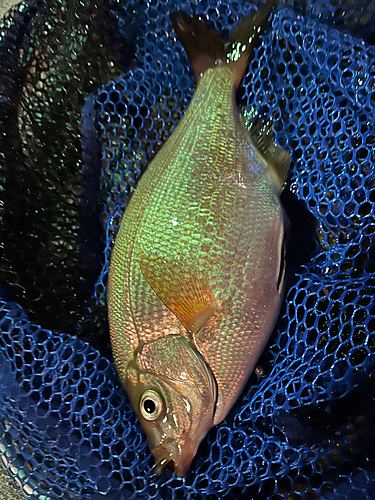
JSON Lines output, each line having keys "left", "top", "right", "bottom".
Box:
{"left": 138, "top": 254, "right": 220, "bottom": 334}
{"left": 170, "top": 0, "right": 275, "bottom": 86}
{"left": 248, "top": 115, "right": 291, "bottom": 191}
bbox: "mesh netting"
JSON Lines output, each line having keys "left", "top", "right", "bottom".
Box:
{"left": 1, "top": 0, "right": 375, "bottom": 498}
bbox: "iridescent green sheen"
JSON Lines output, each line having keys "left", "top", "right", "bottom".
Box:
{"left": 108, "top": 58, "right": 286, "bottom": 474}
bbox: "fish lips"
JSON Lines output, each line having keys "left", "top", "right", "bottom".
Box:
{"left": 152, "top": 436, "right": 198, "bottom": 477}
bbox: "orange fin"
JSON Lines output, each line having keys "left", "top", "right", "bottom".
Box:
{"left": 170, "top": 0, "right": 275, "bottom": 86}
{"left": 138, "top": 254, "right": 219, "bottom": 334}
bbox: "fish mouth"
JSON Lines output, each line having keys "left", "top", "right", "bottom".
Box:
{"left": 172, "top": 450, "right": 195, "bottom": 477}
{"left": 151, "top": 454, "right": 195, "bottom": 477}
{"left": 150, "top": 441, "right": 176, "bottom": 476}
{"left": 151, "top": 456, "right": 174, "bottom": 475}
{"left": 151, "top": 439, "right": 197, "bottom": 477}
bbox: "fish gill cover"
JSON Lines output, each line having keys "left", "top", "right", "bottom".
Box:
{"left": 0, "top": 0, "right": 375, "bottom": 498}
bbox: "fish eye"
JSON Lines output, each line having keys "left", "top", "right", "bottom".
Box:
{"left": 140, "top": 390, "right": 163, "bottom": 421}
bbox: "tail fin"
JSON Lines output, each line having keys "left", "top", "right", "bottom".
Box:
{"left": 170, "top": 0, "right": 274, "bottom": 87}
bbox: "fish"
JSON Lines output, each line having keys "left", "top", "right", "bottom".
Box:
{"left": 107, "top": 0, "right": 290, "bottom": 477}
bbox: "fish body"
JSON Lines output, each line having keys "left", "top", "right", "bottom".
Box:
{"left": 108, "top": 0, "right": 289, "bottom": 476}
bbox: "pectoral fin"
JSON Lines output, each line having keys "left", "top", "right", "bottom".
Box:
{"left": 138, "top": 254, "right": 219, "bottom": 334}
{"left": 249, "top": 115, "right": 291, "bottom": 192}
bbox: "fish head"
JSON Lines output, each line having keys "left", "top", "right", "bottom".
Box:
{"left": 124, "top": 335, "right": 217, "bottom": 476}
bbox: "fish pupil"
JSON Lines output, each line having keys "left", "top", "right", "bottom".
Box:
{"left": 144, "top": 399, "right": 156, "bottom": 414}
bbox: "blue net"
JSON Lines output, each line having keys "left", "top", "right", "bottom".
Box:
{"left": 1, "top": 0, "right": 375, "bottom": 498}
